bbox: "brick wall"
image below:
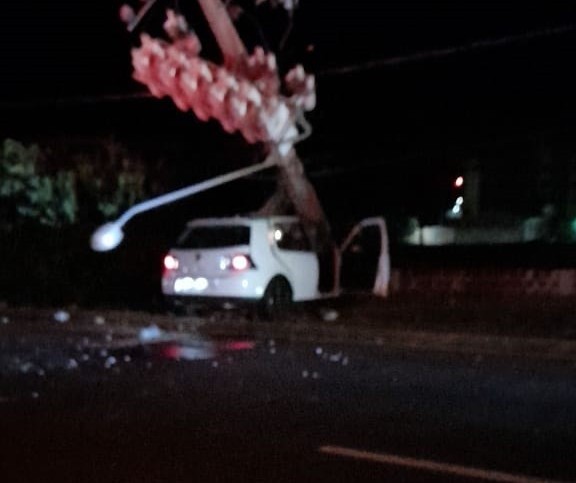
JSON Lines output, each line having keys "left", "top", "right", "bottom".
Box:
{"left": 390, "top": 268, "right": 576, "bottom": 297}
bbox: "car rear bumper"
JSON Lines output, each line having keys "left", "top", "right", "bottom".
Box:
{"left": 164, "top": 294, "right": 261, "bottom": 311}
{"left": 162, "top": 272, "right": 267, "bottom": 300}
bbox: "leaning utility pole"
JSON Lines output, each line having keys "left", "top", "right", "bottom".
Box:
{"left": 120, "top": 0, "right": 336, "bottom": 290}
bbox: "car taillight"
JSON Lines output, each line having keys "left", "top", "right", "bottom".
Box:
{"left": 231, "top": 254, "right": 250, "bottom": 271}
{"left": 164, "top": 254, "right": 179, "bottom": 270}
{"left": 220, "top": 254, "right": 254, "bottom": 271}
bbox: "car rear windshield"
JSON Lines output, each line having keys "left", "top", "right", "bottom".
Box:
{"left": 176, "top": 226, "right": 251, "bottom": 249}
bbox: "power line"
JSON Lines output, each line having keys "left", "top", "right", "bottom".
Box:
{"left": 318, "top": 23, "right": 576, "bottom": 76}
{"left": 1, "top": 23, "right": 575, "bottom": 108}
{"left": 0, "top": 91, "right": 152, "bottom": 109}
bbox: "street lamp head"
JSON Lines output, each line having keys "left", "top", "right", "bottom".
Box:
{"left": 90, "top": 222, "right": 125, "bottom": 252}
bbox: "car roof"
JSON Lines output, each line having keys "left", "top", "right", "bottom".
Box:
{"left": 185, "top": 215, "right": 300, "bottom": 227}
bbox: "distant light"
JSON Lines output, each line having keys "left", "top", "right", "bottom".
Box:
{"left": 456, "top": 196, "right": 464, "bottom": 205}
{"left": 452, "top": 205, "right": 462, "bottom": 214}
{"left": 241, "top": 279, "right": 248, "bottom": 289}
{"left": 454, "top": 176, "right": 464, "bottom": 188}
{"left": 273, "top": 229, "right": 283, "bottom": 241}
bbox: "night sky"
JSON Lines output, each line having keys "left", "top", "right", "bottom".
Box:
{"left": 2, "top": 1, "right": 576, "bottom": 224}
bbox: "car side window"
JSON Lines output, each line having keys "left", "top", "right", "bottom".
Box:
{"left": 274, "top": 223, "right": 311, "bottom": 252}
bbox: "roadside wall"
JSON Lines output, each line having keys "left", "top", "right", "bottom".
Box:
{"left": 390, "top": 268, "right": 576, "bottom": 297}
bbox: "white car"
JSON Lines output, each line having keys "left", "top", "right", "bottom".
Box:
{"left": 162, "top": 216, "right": 320, "bottom": 316}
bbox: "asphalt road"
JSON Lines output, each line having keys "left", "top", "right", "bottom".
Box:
{"left": 0, "top": 324, "right": 575, "bottom": 483}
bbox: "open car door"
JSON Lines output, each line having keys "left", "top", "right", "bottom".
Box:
{"left": 339, "top": 217, "right": 390, "bottom": 297}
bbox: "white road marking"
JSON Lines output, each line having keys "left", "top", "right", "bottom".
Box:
{"left": 319, "top": 445, "right": 567, "bottom": 483}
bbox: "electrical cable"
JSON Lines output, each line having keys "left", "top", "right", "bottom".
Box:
{"left": 1, "top": 23, "right": 575, "bottom": 108}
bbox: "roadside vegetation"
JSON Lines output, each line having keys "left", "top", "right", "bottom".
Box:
{"left": 0, "top": 137, "right": 164, "bottom": 308}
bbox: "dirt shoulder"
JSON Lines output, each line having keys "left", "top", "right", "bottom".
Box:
{"left": 1, "top": 295, "right": 575, "bottom": 362}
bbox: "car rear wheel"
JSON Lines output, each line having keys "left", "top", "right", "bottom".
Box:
{"left": 258, "top": 277, "right": 293, "bottom": 320}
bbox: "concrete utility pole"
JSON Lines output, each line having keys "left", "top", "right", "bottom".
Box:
{"left": 123, "top": 0, "right": 336, "bottom": 291}
{"left": 196, "top": 0, "right": 247, "bottom": 67}
{"left": 195, "top": 0, "right": 331, "bottom": 234}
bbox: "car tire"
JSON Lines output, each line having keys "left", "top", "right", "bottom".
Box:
{"left": 258, "top": 277, "right": 293, "bottom": 321}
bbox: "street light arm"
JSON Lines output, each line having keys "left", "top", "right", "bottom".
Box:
{"left": 91, "top": 157, "right": 277, "bottom": 251}
{"left": 117, "top": 157, "right": 277, "bottom": 225}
